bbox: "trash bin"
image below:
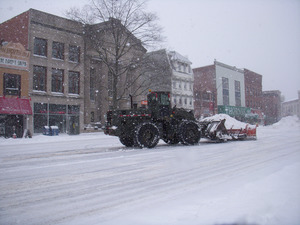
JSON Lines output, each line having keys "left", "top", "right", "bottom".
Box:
{"left": 43, "top": 126, "right": 51, "bottom": 136}
{"left": 50, "top": 126, "right": 59, "bottom": 136}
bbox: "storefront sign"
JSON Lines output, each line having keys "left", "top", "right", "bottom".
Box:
{"left": 218, "top": 105, "right": 251, "bottom": 117}
{"left": 0, "top": 42, "right": 30, "bottom": 70}
{"left": 0, "top": 57, "right": 27, "bottom": 68}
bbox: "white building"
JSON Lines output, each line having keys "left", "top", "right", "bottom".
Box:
{"left": 168, "top": 51, "right": 194, "bottom": 111}
{"left": 144, "top": 49, "right": 194, "bottom": 111}
{"left": 215, "top": 61, "right": 246, "bottom": 107}
{"left": 282, "top": 91, "right": 300, "bottom": 118}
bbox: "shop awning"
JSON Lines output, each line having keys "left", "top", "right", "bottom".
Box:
{"left": 0, "top": 97, "right": 32, "bottom": 115}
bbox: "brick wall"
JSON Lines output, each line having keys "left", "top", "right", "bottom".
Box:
{"left": 193, "top": 65, "right": 216, "bottom": 118}
{"left": 244, "top": 68, "right": 262, "bottom": 110}
{"left": 0, "top": 11, "right": 29, "bottom": 49}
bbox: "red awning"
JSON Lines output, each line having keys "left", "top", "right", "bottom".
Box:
{"left": 0, "top": 97, "right": 32, "bottom": 115}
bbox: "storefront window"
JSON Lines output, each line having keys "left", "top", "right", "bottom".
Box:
{"left": 49, "top": 104, "right": 66, "bottom": 114}
{"left": 33, "top": 103, "right": 80, "bottom": 134}
{"left": 68, "top": 105, "right": 80, "bottom": 115}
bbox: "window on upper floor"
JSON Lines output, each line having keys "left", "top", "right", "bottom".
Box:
{"left": 235, "top": 80, "right": 241, "bottom": 107}
{"left": 51, "top": 68, "right": 64, "bottom": 93}
{"left": 69, "top": 71, "right": 80, "bottom": 94}
{"left": 69, "top": 45, "right": 80, "bottom": 63}
{"left": 3, "top": 73, "right": 21, "bottom": 97}
{"left": 33, "top": 65, "right": 47, "bottom": 91}
{"left": 34, "top": 37, "right": 47, "bottom": 57}
{"left": 90, "top": 68, "right": 96, "bottom": 101}
{"left": 222, "top": 77, "right": 229, "bottom": 106}
{"left": 52, "top": 41, "right": 64, "bottom": 60}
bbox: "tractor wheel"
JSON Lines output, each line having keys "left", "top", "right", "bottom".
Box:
{"left": 134, "top": 122, "right": 160, "bottom": 148}
{"left": 119, "top": 136, "right": 134, "bottom": 147}
{"left": 178, "top": 121, "right": 201, "bottom": 145}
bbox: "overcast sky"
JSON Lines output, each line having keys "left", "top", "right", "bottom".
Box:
{"left": 0, "top": 0, "right": 299, "bottom": 101}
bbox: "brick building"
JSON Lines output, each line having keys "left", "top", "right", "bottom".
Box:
{"left": 193, "top": 61, "right": 265, "bottom": 123}
{"left": 193, "top": 64, "right": 216, "bottom": 118}
{"left": 262, "top": 90, "right": 282, "bottom": 125}
{"left": 0, "top": 41, "right": 31, "bottom": 138}
{"left": 244, "top": 69, "right": 264, "bottom": 123}
{"left": 0, "top": 9, "right": 85, "bottom": 134}
{"left": 0, "top": 9, "right": 146, "bottom": 134}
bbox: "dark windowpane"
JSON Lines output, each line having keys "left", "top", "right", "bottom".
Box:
{"left": 222, "top": 77, "right": 229, "bottom": 105}
{"left": 4, "top": 74, "right": 21, "bottom": 96}
{"left": 49, "top": 104, "right": 66, "bottom": 114}
{"left": 91, "top": 111, "right": 95, "bottom": 122}
{"left": 51, "top": 68, "right": 64, "bottom": 93}
{"left": 52, "top": 41, "right": 64, "bottom": 60}
{"left": 34, "top": 103, "right": 48, "bottom": 114}
{"left": 68, "top": 105, "right": 80, "bottom": 115}
{"left": 68, "top": 71, "right": 80, "bottom": 94}
{"left": 33, "top": 65, "right": 47, "bottom": 91}
{"left": 34, "top": 114, "right": 47, "bottom": 133}
{"left": 90, "top": 68, "right": 95, "bottom": 100}
{"left": 69, "top": 45, "right": 80, "bottom": 62}
{"left": 235, "top": 80, "right": 241, "bottom": 107}
{"left": 34, "top": 38, "right": 47, "bottom": 56}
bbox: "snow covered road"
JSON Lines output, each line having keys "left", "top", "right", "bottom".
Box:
{"left": 0, "top": 117, "right": 300, "bottom": 225}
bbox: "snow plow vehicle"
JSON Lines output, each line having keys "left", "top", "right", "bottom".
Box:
{"left": 104, "top": 91, "right": 257, "bottom": 148}
{"left": 199, "top": 115, "right": 257, "bottom": 142}
{"left": 104, "top": 91, "right": 201, "bottom": 148}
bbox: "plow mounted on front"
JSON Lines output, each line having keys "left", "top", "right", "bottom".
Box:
{"left": 199, "top": 116, "right": 258, "bottom": 142}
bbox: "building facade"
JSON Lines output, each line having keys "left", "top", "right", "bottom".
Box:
{"left": 0, "top": 9, "right": 85, "bottom": 135}
{"left": 244, "top": 68, "right": 264, "bottom": 124}
{"left": 281, "top": 91, "right": 300, "bottom": 118}
{"left": 83, "top": 20, "right": 147, "bottom": 128}
{"left": 1, "top": 9, "right": 146, "bottom": 134}
{"left": 144, "top": 49, "right": 194, "bottom": 111}
{"left": 0, "top": 41, "right": 32, "bottom": 138}
{"left": 193, "top": 60, "right": 249, "bottom": 120}
{"left": 262, "top": 90, "right": 282, "bottom": 125}
{"left": 169, "top": 51, "right": 194, "bottom": 111}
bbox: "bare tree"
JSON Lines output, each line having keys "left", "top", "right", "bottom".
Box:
{"left": 66, "top": 0, "right": 163, "bottom": 109}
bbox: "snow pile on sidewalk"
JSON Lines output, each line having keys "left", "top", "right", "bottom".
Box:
{"left": 272, "top": 115, "right": 300, "bottom": 129}
{"left": 199, "top": 114, "right": 256, "bottom": 129}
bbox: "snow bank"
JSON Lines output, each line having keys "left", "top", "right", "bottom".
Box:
{"left": 200, "top": 114, "right": 255, "bottom": 130}
{"left": 271, "top": 115, "right": 300, "bottom": 129}
{"left": 0, "top": 132, "right": 106, "bottom": 146}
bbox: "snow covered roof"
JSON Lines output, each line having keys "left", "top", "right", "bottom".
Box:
{"left": 168, "top": 51, "right": 192, "bottom": 64}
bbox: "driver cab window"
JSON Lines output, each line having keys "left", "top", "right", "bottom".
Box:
{"left": 159, "top": 93, "right": 170, "bottom": 106}
{"left": 148, "top": 93, "right": 157, "bottom": 105}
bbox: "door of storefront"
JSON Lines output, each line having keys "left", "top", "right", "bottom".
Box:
{"left": 69, "top": 116, "right": 79, "bottom": 135}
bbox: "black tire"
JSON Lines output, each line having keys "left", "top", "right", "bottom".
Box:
{"left": 119, "top": 136, "right": 134, "bottom": 147}
{"left": 178, "top": 121, "right": 201, "bottom": 145}
{"left": 134, "top": 122, "right": 159, "bottom": 148}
